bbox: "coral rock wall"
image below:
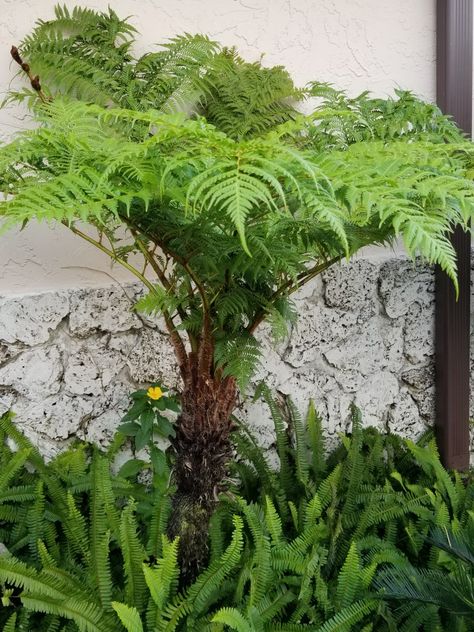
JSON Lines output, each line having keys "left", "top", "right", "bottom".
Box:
{"left": 0, "top": 255, "right": 472, "bottom": 459}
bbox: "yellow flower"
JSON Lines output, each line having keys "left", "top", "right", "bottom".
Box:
{"left": 147, "top": 386, "right": 163, "bottom": 401}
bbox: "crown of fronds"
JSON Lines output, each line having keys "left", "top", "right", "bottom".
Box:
{"left": 1, "top": 5, "right": 474, "bottom": 388}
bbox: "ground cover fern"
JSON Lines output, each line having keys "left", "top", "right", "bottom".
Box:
{"left": 0, "top": 390, "right": 472, "bottom": 631}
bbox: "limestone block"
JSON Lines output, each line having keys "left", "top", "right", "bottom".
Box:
{"left": 277, "top": 370, "right": 352, "bottom": 445}
{"left": 0, "top": 346, "right": 63, "bottom": 400}
{"left": 89, "top": 377, "right": 134, "bottom": 420}
{"left": 412, "top": 386, "right": 435, "bottom": 422}
{"left": 0, "top": 292, "right": 69, "bottom": 345}
{"left": 0, "top": 391, "right": 15, "bottom": 416}
{"left": 332, "top": 368, "right": 367, "bottom": 394}
{"left": 354, "top": 371, "right": 399, "bottom": 428}
{"left": 401, "top": 365, "right": 435, "bottom": 422}
{"left": 108, "top": 331, "right": 142, "bottom": 358}
{"left": 323, "top": 389, "right": 354, "bottom": 445}
{"left": 80, "top": 379, "right": 134, "bottom": 447}
{"left": 323, "top": 318, "right": 402, "bottom": 376}
{"left": 284, "top": 303, "right": 359, "bottom": 368}
{"left": 127, "top": 328, "right": 181, "bottom": 388}
{"left": 0, "top": 342, "right": 22, "bottom": 364}
{"left": 323, "top": 259, "right": 379, "bottom": 319}
{"left": 69, "top": 285, "right": 142, "bottom": 337}
{"left": 379, "top": 259, "right": 434, "bottom": 319}
{"left": 403, "top": 303, "right": 434, "bottom": 364}
{"left": 292, "top": 276, "right": 323, "bottom": 302}
{"left": 64, "top": 338, "right": 125, "bottom": 397}
{"left": 252, "top": 324, "right": 293, "bottom": 389}
{"left": 277, "top": 369, "right": 340, "bottom": 409}
{"left": 401, "top": 365, "right": 434, "bottom": 391}
{"left": 387, "top": 388, "right": 425, "bottom": 439}
{"left": 13, "top": 393, "right": 94, "bottom": 441}
{"left": 237, "top": 398, "right": 278, "bottom": 450}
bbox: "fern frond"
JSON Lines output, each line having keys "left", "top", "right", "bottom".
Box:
{"left": 120, "top": 502, "right": 147, "bottom": 611}
{"left": 211, "top": 607, "right": 253, "bottom": 632}
{"left": 314, "top": 600, "right": 378, "bottom": 632}
{"left": 112, "top": 602, "right": 144, "bottom": 632}
{"left": 214, "top": 334, "right": 261, "bottom": 391}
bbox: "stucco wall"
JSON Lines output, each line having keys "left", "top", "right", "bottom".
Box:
{"left": 0, "top": 0, "right": 436, "bottom": 294}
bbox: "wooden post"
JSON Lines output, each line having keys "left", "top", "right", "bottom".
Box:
{"left": 435, "top": 0, "right": 472, "bottom": 470}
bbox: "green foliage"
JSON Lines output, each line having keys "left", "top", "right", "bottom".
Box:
{"left": 0, "top": 391, "right": 472, "bottom": 631}
{"left": 227, "top": 390, "right": 474, "bottom": 630}
{"left": 375, "top": 523, "right": 474, "bottom": 629}
{"left": 2, "top": 5, "right": 474, "bottom": 389}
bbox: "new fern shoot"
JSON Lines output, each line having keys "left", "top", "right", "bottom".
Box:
{"left": 1, "top": 5, "right": 474, "bottom": 576}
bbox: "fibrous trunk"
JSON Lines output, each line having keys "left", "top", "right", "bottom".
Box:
{"left": 168, "top": 349, "right": 237, "bottom": 584}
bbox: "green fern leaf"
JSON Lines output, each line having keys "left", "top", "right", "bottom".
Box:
{"left": 112, "top": 602, "right": 144, "bottom": 632}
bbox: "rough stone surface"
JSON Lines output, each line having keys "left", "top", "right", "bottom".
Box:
{"left": 127, "top": 329, "right": 181, "bottom": 389}
{"left": 323, "top": 259, "right": 379, "bottom": 320}
{"left": 0, "top": 292, "right": 69, "bottom": 345}
{"left": 0, "top": 346, "right": 63, "bottom": 400}
{"left": 0, "top": 254, "right": 473, "bottom": 461}
{"left": 69, "top": 286, "right": 143, "bottom": 337}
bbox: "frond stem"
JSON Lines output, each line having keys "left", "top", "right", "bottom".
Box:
{"left": 65, "top": 222, "right": 188, "bottom": 376}
{"left": 247, "top": 254, "right": 342, "bottom": 334}
{"left": 130, "top": 229, "right": 198, "bottom": 350}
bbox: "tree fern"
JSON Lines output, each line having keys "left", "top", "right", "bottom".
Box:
{"left": 2, "top": 6, "right": 474, "bottom": 402}
{"left": 2, "top": 6, "right": 474, "bottom": 617}
{"left": 3, "top": 12, "right": 474, "bottom": 564}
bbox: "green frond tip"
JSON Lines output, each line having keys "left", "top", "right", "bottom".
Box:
{"left": 314, "top": 600, "right": 378, "bottom": 632}
{"left": 214, "top": 334, "right": 261, "bottom": 391}
{"left": 212, "top": 607, "right": 252, "bottom": 632}
{"left": 111, "top": 602, "right": 144, "bottom": 632}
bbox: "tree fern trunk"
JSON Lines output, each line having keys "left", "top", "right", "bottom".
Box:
{"left": 168, "top": 355, "right": 237, "bottom": 584}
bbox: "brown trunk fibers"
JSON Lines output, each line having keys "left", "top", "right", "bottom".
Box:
{"left": 168, "top": 336, "right": 237, "bottom": 584}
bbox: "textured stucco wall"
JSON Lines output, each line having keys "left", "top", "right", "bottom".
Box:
{"left": 1, "top": 255, "right": 473, "bottom": 460}
{"left": 0, "top": 0, "right": 436, "bottom": 294}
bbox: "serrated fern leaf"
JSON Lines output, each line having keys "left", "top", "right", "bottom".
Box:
{"left": 211, "top": 608, "right": 253, "bottom": 632}
{"left": 120, "top": 502, "right": 147, "bottom": 611}
{"left": 112, "top": 602, "right": 144, "bottom": 632}
{"left": 314, "top": 600, "right": 378, "bottom": 632}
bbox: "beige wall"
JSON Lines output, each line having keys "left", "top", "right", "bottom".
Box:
{"left": 0, "top": 0, "right": 436, "bottom": 295}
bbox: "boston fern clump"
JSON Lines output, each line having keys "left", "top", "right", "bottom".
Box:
{"left": 2, "top": 5, "right": 474, "bottom": 573}
{"left": 0, "top": 394, "right": 472, "bottom": 631}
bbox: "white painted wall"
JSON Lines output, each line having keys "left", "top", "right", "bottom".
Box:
{"left": 0, "top": 0, "right": 436, "bottom": 295}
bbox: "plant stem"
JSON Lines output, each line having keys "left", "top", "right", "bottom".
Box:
{"left": 130, "top": 230, "right": 198, "bottom": 350}
{"left": 247, "top": 254, "right": 342, "bottom": 334}
{"left": 65, "top": 222, "right": 189, "bottom": 376}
